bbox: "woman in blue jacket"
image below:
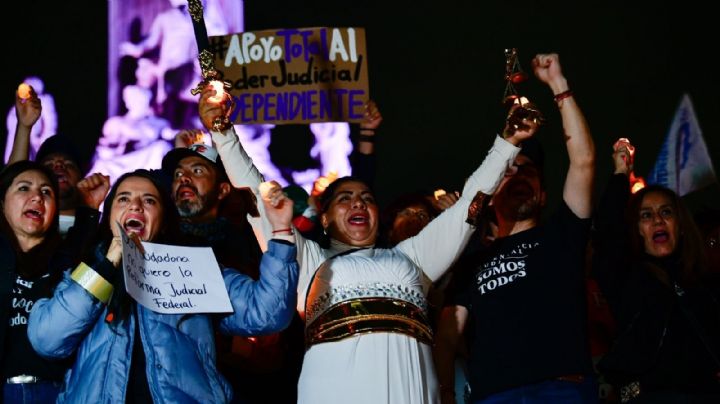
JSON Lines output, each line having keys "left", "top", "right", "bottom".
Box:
{"left": 28, "top": 169, "right": 298, "bottom": 403}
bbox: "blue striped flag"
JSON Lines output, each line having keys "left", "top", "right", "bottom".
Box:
{"left": 647, "top": 94, "right": 717, "bottom": 195}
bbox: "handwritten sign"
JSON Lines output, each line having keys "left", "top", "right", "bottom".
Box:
{"left": 210, "top": 27, "right": 369, "bottom": 124}
{"left": 120, "top": 228, "right": 233, "bottom": 314}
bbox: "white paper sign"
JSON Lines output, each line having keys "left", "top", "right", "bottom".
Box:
{"left": 119, "top": 227, "right": 233, "bottom": 314}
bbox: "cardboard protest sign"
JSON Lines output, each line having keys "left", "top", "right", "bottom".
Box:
{"left": 210, "top": 27, "right": 369, "bottom": 124}
{"left": 119, "top": 226, "right": 233, "bottom": 314}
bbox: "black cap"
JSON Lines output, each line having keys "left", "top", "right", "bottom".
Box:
{"left": 518, "top": 136, "right": 544, "bottom": 168}
{"left": 161, "top": 144, "right": 228, "bottom": 182}
{"left": 35, "top": 134, "right": 87, "bottom": 174}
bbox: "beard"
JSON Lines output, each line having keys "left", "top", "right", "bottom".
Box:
{"left": 494, "top": 179, "right": 541, "bottom": 222}
{"left": 514, "top": 198, "right": 541, "bottom": 221}
{"left": 176, "top": 185, "right": 219, "bottom": 218}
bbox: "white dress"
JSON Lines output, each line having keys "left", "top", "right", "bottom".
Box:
{"left": 212, "top": 128, "right": 519, "bottom": 404}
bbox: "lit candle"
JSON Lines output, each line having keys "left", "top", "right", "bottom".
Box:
{"left": 259, "top": 181, "right": 280, "bottom": 200}
{"left": 613, "top": 138, "right": 636, "bottom": 157}
{"left": 17, "top": 83, "right": 32, "bottom": 100}
{"left": 208, "top": 80, "right": 225, "bottom": 103}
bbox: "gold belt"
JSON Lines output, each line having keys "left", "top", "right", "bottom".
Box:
{"left": 305, "top": 297, "right": 433, "bottom": 346}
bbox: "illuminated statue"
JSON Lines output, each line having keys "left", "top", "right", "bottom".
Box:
{"left": 119, "top": 0, "right": 229, "bottom": 127}
{"left": 309, "top": 122, "right": 352, "bottom": 179}
{"left": 90, "top": 85, "right": 174, "bottom": 184}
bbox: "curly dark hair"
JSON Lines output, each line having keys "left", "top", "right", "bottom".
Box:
{"left": 315, "top": 176, "right": 376, "bottom": 248}
{"left": 316, "top": 176, "right": 372, "bottom": 214}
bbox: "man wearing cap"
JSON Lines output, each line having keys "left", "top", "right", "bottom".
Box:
{"left": 35, "top": 134, "right": 90, "bottom": 235}
{"left": 161, "top": 142, "right": 301, "bottom": 403}
{"left": 161, "top": 142, "right": 261, "bottom": 274}
{"left": 434, "top": 53, "right": 598, "bottom": 403}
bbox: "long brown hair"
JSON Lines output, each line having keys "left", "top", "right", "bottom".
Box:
{"left": 627, "top": 185, "right": 708, "bottom": 285}
{"left": 0, "top": 161, "right": 61, "bottom": 277}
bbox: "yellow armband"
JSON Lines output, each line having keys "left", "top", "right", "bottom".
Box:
{"left": 70, "top": 263, "right": 114, "bottom": 304}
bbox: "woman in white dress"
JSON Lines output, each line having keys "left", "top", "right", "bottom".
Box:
{"left": 196, "top": 85, "right": 534, "bottom": 404}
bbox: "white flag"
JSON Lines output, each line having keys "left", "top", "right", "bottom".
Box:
{"left": 647, "top": 94, "right": 717, "bottom": 195}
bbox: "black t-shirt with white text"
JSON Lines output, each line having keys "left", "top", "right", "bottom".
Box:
{"left": 4, "top": 273, "right": 67, "bottom": 380}
{"left": 449, "top": 202, "right": 593, "bottom": 400}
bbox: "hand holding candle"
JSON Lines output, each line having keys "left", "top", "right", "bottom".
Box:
{"left": 198, "top": 82, "right": 234, "bottom": 132}
{"left": 259, "top": 181, "right": 285, "bottom": 208}
{"left": 311, "top": 171, "right": 338, "bottom": 197}
{"left": 17, "top": 83, "right": 32, "bottom": 100}
{"left": 15, "top": 83, "right": 42, "bottom": 129}
{"left": 208, "top": 80, "right": 225, "bottom": 103}
{"left": 612, "top": 137, "right": 635, "bottom": 174}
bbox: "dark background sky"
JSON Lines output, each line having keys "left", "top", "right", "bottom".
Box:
{"left": 3, "top": 1, "right": 719, "bottom": 211}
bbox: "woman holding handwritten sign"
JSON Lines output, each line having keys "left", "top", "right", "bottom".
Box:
{"left": 28, "top": 169, "right": 299, "bottom": 403}
{"left": 199, "top": 83, "right": 533, "bottom": 403}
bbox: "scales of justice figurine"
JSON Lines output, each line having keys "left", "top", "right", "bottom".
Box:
{"left": 502, "top": 48, "right": 545, "bottom": 136}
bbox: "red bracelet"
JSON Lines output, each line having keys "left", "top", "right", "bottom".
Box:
{"left": 553, "top": 90, "right": 573, "bottom": 103}
{"left": 272, "top": 228, "right": 293, "bottom": 234}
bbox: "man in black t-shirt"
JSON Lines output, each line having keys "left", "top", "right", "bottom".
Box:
{"left": 433, "top": 53, "right": 597, "bottom": 403}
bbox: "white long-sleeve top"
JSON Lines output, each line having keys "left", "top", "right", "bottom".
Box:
{"left": 212, "top": 128, "right": 519, "bottom": 316}
{"left": 213, "top": 128, "right": 518, "bottom": 404}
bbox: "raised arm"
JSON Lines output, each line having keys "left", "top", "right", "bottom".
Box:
{"left": 592, "top": 139, "right": 634, "bottom": 311}
{"left": 60, "top": 173, "right": 110, "bottom": 265}
{"left": 356, "top": 99, "right": 382, "bottom": 156}
{"left": 8, "top": 85, "right": 41, "bottom": 164}
{"left": 533, "top": 53, "right": 595, "bottom": 219}
{"left": 198, "top": 85, "right": 268, "bottom": 245}
{"left": 197, "top": 84, "right": 324, "bottom": 289}
{"left": 396, "top": 135, "right": 520, "bottom": 282}
{"left": 199, "top": 85, "right": 264, "bottom": 191}
{"left": 220, "top": 192, "right": 299, "bottom": 335}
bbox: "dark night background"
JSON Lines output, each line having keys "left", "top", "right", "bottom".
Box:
{"left": 3, "top": 1, "right": 719, "bottom": 211}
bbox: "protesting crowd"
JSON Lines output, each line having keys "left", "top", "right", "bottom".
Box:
{"left": 1, "top": 49, "right": 719, "bottom": 404}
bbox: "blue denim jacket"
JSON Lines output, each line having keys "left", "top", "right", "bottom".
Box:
{"left": 28, "top": 240, "right": 298, "bottom": 404}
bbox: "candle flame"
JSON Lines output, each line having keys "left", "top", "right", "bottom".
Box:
{"left": 17, "top": 83, "right": 32, "bottom": 100}
{"left": 208, "top": 80, "right": 225, "bottom": 103}
{"left": 259, "top": 181, "right": 281, "bottom": 200}
{"left": 630, "top": 175, "right": 646, "bottom": 194}
{"left": 614, "top": 137, "right": 636, "bottom": 157}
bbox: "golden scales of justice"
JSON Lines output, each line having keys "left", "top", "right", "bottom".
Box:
{"left": 502, "top": 48, "right": 545, "bottom": 135}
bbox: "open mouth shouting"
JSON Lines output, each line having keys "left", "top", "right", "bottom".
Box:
{"left": 348, "top": 211, "right": 370, "bottom": 226}
{"left": 176, "top": 185, "right": 198, "bottom": 201}
{"left": 23, "top": 208, "right": 45, "bottom": 222}
{"left": 123, "top": 215, "right": 146, "bottom": 238}
{"left": 652, "top": 230, "right": 669, "bottom": 243}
